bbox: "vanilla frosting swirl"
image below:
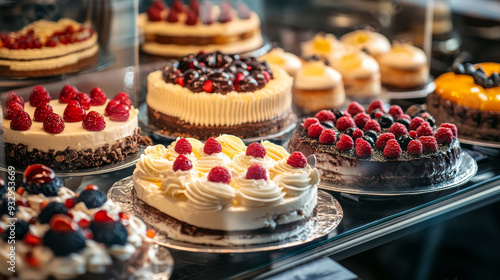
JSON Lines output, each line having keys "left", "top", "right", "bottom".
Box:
{"left": 195, "top": 148, "right": 232, "bottom": 174}
{"left": 144, "top": 144, "right": 168, "bottom": 156}
{"left": 83, "top": 240, "right": 113, "bottom": 274}
{"left": 270, "top": 160, "right": 320, "bottom": 196}
{"left": 235, "top": 175, "right": 284, "bottom": 207}
{"left": 230, "top": 152, "right": 275, "bottom": 174}
{"left": 262, "top": 141, "right": 289, "bottom": 161}
{"left": 184, "top": 178, "right": 236, "bottom": 211}
{"left": 133, "top": 154, "right": 173, "bottom": 183}
{"left": 160, "top": 169, "right": 196, "bottom": 199}
{"left": 164, "top": 138, "right": 198, "bottom": 161}
{"left": 216, "top": 134, "right": 247, "bottom": 159}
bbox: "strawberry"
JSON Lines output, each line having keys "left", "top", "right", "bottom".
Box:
{"left": 49, "top": 214, "right": 78, "bottom": 232}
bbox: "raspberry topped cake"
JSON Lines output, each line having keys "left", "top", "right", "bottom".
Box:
{"left": 132, "top": 135, "right": 320, "bottom": 246}
{"left": 147, "top": 51, "right": 295, "bottom": 140}
{"left": 3, "top": 85, "right": 151, "bottom": 170}
{"left": 139, "top": 0, "right": 263, "bottom": 57}
{"left": 0, "top": 164, "right": 164, "bottom": 280}
{"left": 289, "top": 100, "right": 462, "bottom": 189}
{"left": 0, "top": 18, "right": 98, "bottom": 77}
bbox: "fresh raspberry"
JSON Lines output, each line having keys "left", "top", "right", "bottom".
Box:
{"left": 419, "top": 136, "right": 438, "bottom": 153}
{"left": 416, "top": 122, "right": 434, "bottom": 137}
{"left": 29, "top": 85, "right": 51, "bottom": 107}
{"left": 308, "top": 123, "right": 324, "bottom": 138}
{"left": 246, "top": 164, "right": 268, "bottom": 180}
{"left": 407, "top": 140, "right": 423, "bottom": 156}
{"left": 303, "top": 118, "right": 320, "bottom": 130}
{"left": 173, "top": 154, "right": 193, "bottom": 171}
{"left": 319, "top": 129, "right": 336, "bottom": 144}
{"left": 342, "top": 110, "right": 352, "bottom": 118}
{"left": 399, "top": 114, "right": 411, "bottom": 121}
{"left": 186, "top": 10, "right": 198, "bottom": 25}
{"left": 347, "top": 101, "right": 365, "bottom": 116}
{"left": 63, "top": 100, "right": 86, "bottom": 122}
{"left": 246, "top": 142, "right": 266, "bottom": 158}
{"left": 435, "top": 127, "right": 453, "bottom": 144}
{"left": 207, "top": 166, "right": 231, "bottom": 184}
{"left": 352, "top": 129, "right": 364, "bottom": 139}
{"left": 167, "top": 7, "right": 180, "bottom": 22}
{"left": 367, "top": 100, "right": 385, "bottom": 113}
{"left": 5, "top": 101, "right": 24, "bottom": 120}
{"left": 10, "top": 111, "right": 32, "bottom": 131}
{"left": 364, "top": 119, "right": 381, "bottom": 133}
{"left": 315, "top": 110, "right": 336, "bottom": 123}
{"left": 113, "top": 92, "right": 133, "bottom": 108}
{"left": 409, "top": 117, "right": 425, "bottom": 130}
{"left": 388, "top": 105, "right": 403, "bottom": 118}
{"left": 336, "top": 134, "right": 354, "bottom": 151}
{"left": 58, "top": 85, "right": 78, "bottom": 103}
{"left": 105, "top": 101, "right": 130, "bottom": 122}
{"left": 356, "top": 138, "right": 372, "bottom": 158}
{"left": 203, "top": 80, "right": 214, "bottom": 92}
{"left": 336, "top": 116, "right": 355, "bottom": 131}
{"left": 421, "top": 112, "right": 431, "bottom": 118}
{"left": 74, "top": 93, "right": 91, "bottom": 110}
{"left": 93, "top": 210, "right": 116, "bottom": 223}
{"left": 34, "top": 102, "right": 53, "bottom": 122}
{"left": 204, "top": 137, "right": 222, "bottom": 154}
{"left": 175, "top": 138, "right": 193, "bottom": 154}
{"left": 287, "top": 152, "right": 308, "bottom": 168}
{"left": 50, "top": 214, "right": 78, "bottom": 233}
{"left": 90, "top": 87, "right": 107, "bottom": 106}
{"left": 171, "top": 0, "right": 184, "bottom": 12}
{"left": 6, "top": 91, "right": 25, "bottom": 106}
{"left": 388, "top": 123, "right": 408, "bottom": 138}
{"left": 384, "top": 139, "right": 402, "bottom": 159}
{"left": 354, "top": 113, "right": 370, "bottom": 129}
{"left": 374, "top": 111, "right": 384, "bottom": 119}
{"left": 147, "top": 5, "right": 163, "bottom": 21}
{"left": 375, "top": 133, "right": 396, "bottom": 150}
{"left": 440, "top": 123, "right": 457, "bottom": 138}
{"left": 43, "top": 113, "right": 65, "bottom": 134}
{"left": 82, "top": 111, "right": 106, "bottom": 131}
{"left": 409, "top": 130, "right": 418, "bottom": 139}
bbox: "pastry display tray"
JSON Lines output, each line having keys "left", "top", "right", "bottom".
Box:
{"left": 385, "top": 78, "right": 435, "bottom": 100}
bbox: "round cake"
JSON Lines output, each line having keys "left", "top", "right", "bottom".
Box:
{"left": 139, "top": 0, "right": 263, "bottom": 57}
{"left": 132, "top": 135, "right": 320, "bottom": 246}
{"left": 0, "top": 164, "right": 162, "bottom": 280}
{"left": 427, "top": 62, "right": 500, "bottom": 142}
{"left": 146, "top": 51, "right": 295, "bottom": 140}
{"left": 3, "top": 85, "right": 151, "bottom": 170}
{"left": 0, "top": 18, "right": 99, "bottom": 77}
{"left": 288, "top": 100, "right": 462, "bottom": 189}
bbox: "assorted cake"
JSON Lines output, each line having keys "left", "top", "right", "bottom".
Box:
{"left": 0, "top": 18, "right": 99, "bottom": 77}
{"left": 301, "top": 33, "right": 346, "bottom": 64}
{"left": 289, "top": 100, "right": 462, "bottom": 188}
{"left": 3, "top": 85, "right": 151, "bottom": 170}
{"left": 139, "top": 0, "right": 264, "bottom": 57}
{"left": 146, "top": 51, "right": 295, "bottom": 140}
{"left": 258, "top": 48, "right": 302, "bottom": 77}
{"left": 132, "top": 135, "right": 320, "bottom": 246}
{"left": 427, "top": 62, "right": 500, "bottom": 142}
{"left": 0, "top": 164, "right": 163, "bottom": 280}
{"left": 339, "top": 30, "right": 391, "bottom": 58}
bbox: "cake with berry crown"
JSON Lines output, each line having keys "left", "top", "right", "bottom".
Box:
{"left": 427, "top": 62, "right": 500, "bottom": 142}
{"left": 146, "top": 51, "right": 295, "bottom": 140}
{"left": 0, "top": 18, "right": 99, "bottom": 77}
{"left": 288, "top": 100, "right": 462, "bottom": 189}
{"left": 0, "top": 164, "right": 167, "bottom": 280}
{"left": 132, "top": 135, "right": 320, "bottom": 246}
{"left": 139, "top": 0, "right": 263, "bottom": 57}
{"left": 3, "top": 85, "right": 151, "bottom": 170}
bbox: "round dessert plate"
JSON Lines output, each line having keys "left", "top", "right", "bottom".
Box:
{"left": 109, "top": 177, "right": 343, "bottom": 253}
{"left": 318, "top": 151, "right": 477, "bottom": 196}
{"left": 138, "top": 103, "right": 297, "bottom": 145}
{"left": 385, "top": 79, "right": 436, "bottom": 100}
{"left": 458, "top": 136, "right": 500, "bottom": 149}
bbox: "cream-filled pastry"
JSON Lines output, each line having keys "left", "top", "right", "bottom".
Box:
{"left": 340, "top": 30, "right": 391, "bottom": 58}
{"left": 259, "top": 48, "right": 302, "bottom": 77}
{"left": 301, "top": 33, "right": 346, "bottom": 64}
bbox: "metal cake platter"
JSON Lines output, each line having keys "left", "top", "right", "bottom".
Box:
{"left": 458, "top": 136, "right": 500, "bottom": 149}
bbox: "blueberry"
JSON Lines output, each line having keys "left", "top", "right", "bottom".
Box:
{"left": 378, "top": 115, "right": 394, "bottom": 129}
{"left": 398, "top": 134, "right": 413, "bottom": 150}
{"left": 344, "top": 127, "right": 356, "bottom": 137}
{"left": 2, "top": 220, "right": 28, "bottom": 242}
{"left": 396, "top": 118, "right": 411, "bottom": 128}
{"left": 76, "top": 189, "right": 107, "bottom": 209}
{"left": 476, "top": 66, "right": 485, "bottom": 74}
{"left": 464, "top": 63, "right": 476, "bottom": 75}
{"left": 483, "top": 78, "right": 494, "bottom": 89}
{"left": 43, "top": 230, "right": 87, "bottom": 257}
{"left": 369, "top": 108, "right": 381, "bottom": 119}
{"left": 452, "top": 63, "right": 465, "bottom": 75}
{"left": 490, "top": 73, "right": 500, "bottom": 87}
{"left": 473, "top": 71, "right": 487, "bottom": 86}
{"left": 89, "top": 221, "right": 128, "bottom": 247}
{"left": 423, "top": 115, "right": 435, "bottom": 127}
{"left": 38, "top": 202, "right": 68, "bottom": 224}
{"left": 332, "top": 109, "right": 344, "bottom": 120}
{"left": 364, "top": 130, "right": 378, "bottom": 143}
{"left": 362, "top": 135, "right": 375, "bottom": 147}
{"left": 24, "top": 177, "right": 63, "bottom": 197}
{"left": 321, "top": 121, "right": 335, "bottom": 129}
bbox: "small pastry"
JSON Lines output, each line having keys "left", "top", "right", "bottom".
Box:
{"left": 332, "top": 51, "right": 381, "bottom": 98}
{"left": 259, "top": 48, "right": 302, "bottom": 77}
{"left": 293, "top": 60, "right": 345, "bottom": 113}
{"left": 377, "top": 43, "right": 429, "bottom": 90}
{"left": 301, "top": 33, "right": 346, "bottom": 65}
{"left": 340, "top": 30, "right": 391, "bottom": 58}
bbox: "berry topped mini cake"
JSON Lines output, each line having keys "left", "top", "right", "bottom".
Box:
{"left": 3, "top": 85, "right": 151, "bottom": 170}
{"left": 147, "top": 51, "right": 295, "bottom": 140}
{"left": 427, "top": 62, "right": 500, "bottom": 142}
{"left": 139, "top": 0, "right": 264, "bottom": 57}
{"left": 0, "top": 18, "right": 99, "bottom": 77}
{"left": 289, "top": 100, "right": 462, "bottom": 189}
{"left": 0, "top": 164, "right": 164, "bottom": 280}
{"left": 132, "top": 135, "right": 321, "bottom": 246}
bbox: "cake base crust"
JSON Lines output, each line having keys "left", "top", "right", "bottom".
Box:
{"left": 293, "top": 86, "right": 346, "bottom": 114}
{"left": 380, "top": 64, "right": 429, "bottom": 90}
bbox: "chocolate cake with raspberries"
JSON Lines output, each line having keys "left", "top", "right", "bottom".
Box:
{"left": 146, "top": 51, "right": 295, "bottom": 140}
{"left": 3, "top": 85, "right": 151, "bottom": 170}
{"left": 0, "top": 164, "right": 167, "bottom": 280}
{"left": 288, "top": 100, "right": 462, "bottom": 189}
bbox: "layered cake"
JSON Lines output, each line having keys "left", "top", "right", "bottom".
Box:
{"left": 132, "top": 135, "right": 320, "bottom": 246}
{"left": 146, "top": 51, "right": 295, "bottom": 140}
{"left": 427, "top": 62, "right": 500, "bottom": 142}
{"left": 0, "top": 164, "right": 162, "bottom": 279}
{"left": 139, "top": 0, "right": 264, "bottom": 57}
{"left": 0, "top": 18, "right": 99, "bottom": 77}
{"left": 289, "top": 100, "right": 462, "bottom": 188}
{"left": 3, "top": 85, "right": 151, "bottom": 170}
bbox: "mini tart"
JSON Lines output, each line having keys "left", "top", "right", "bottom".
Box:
{"left": 0, "top": 19, "right": 99, "bottom": 77}
{"left": 427, "top": 62, "right": 500, "bottom": 142}
{"left": 301, "top": 33, "right": 347, "bottom": 64}
{"left": 377, "top": 43, "right": 429, "bottom": 90}
{"left": 293, "top": 60, "right": 345, "bottom": 113}
{"left": 259, "top": 48, "right": 302, "bottom": 77}
{"left": 340, "top": 30, "right": 391, "bottom": 58}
